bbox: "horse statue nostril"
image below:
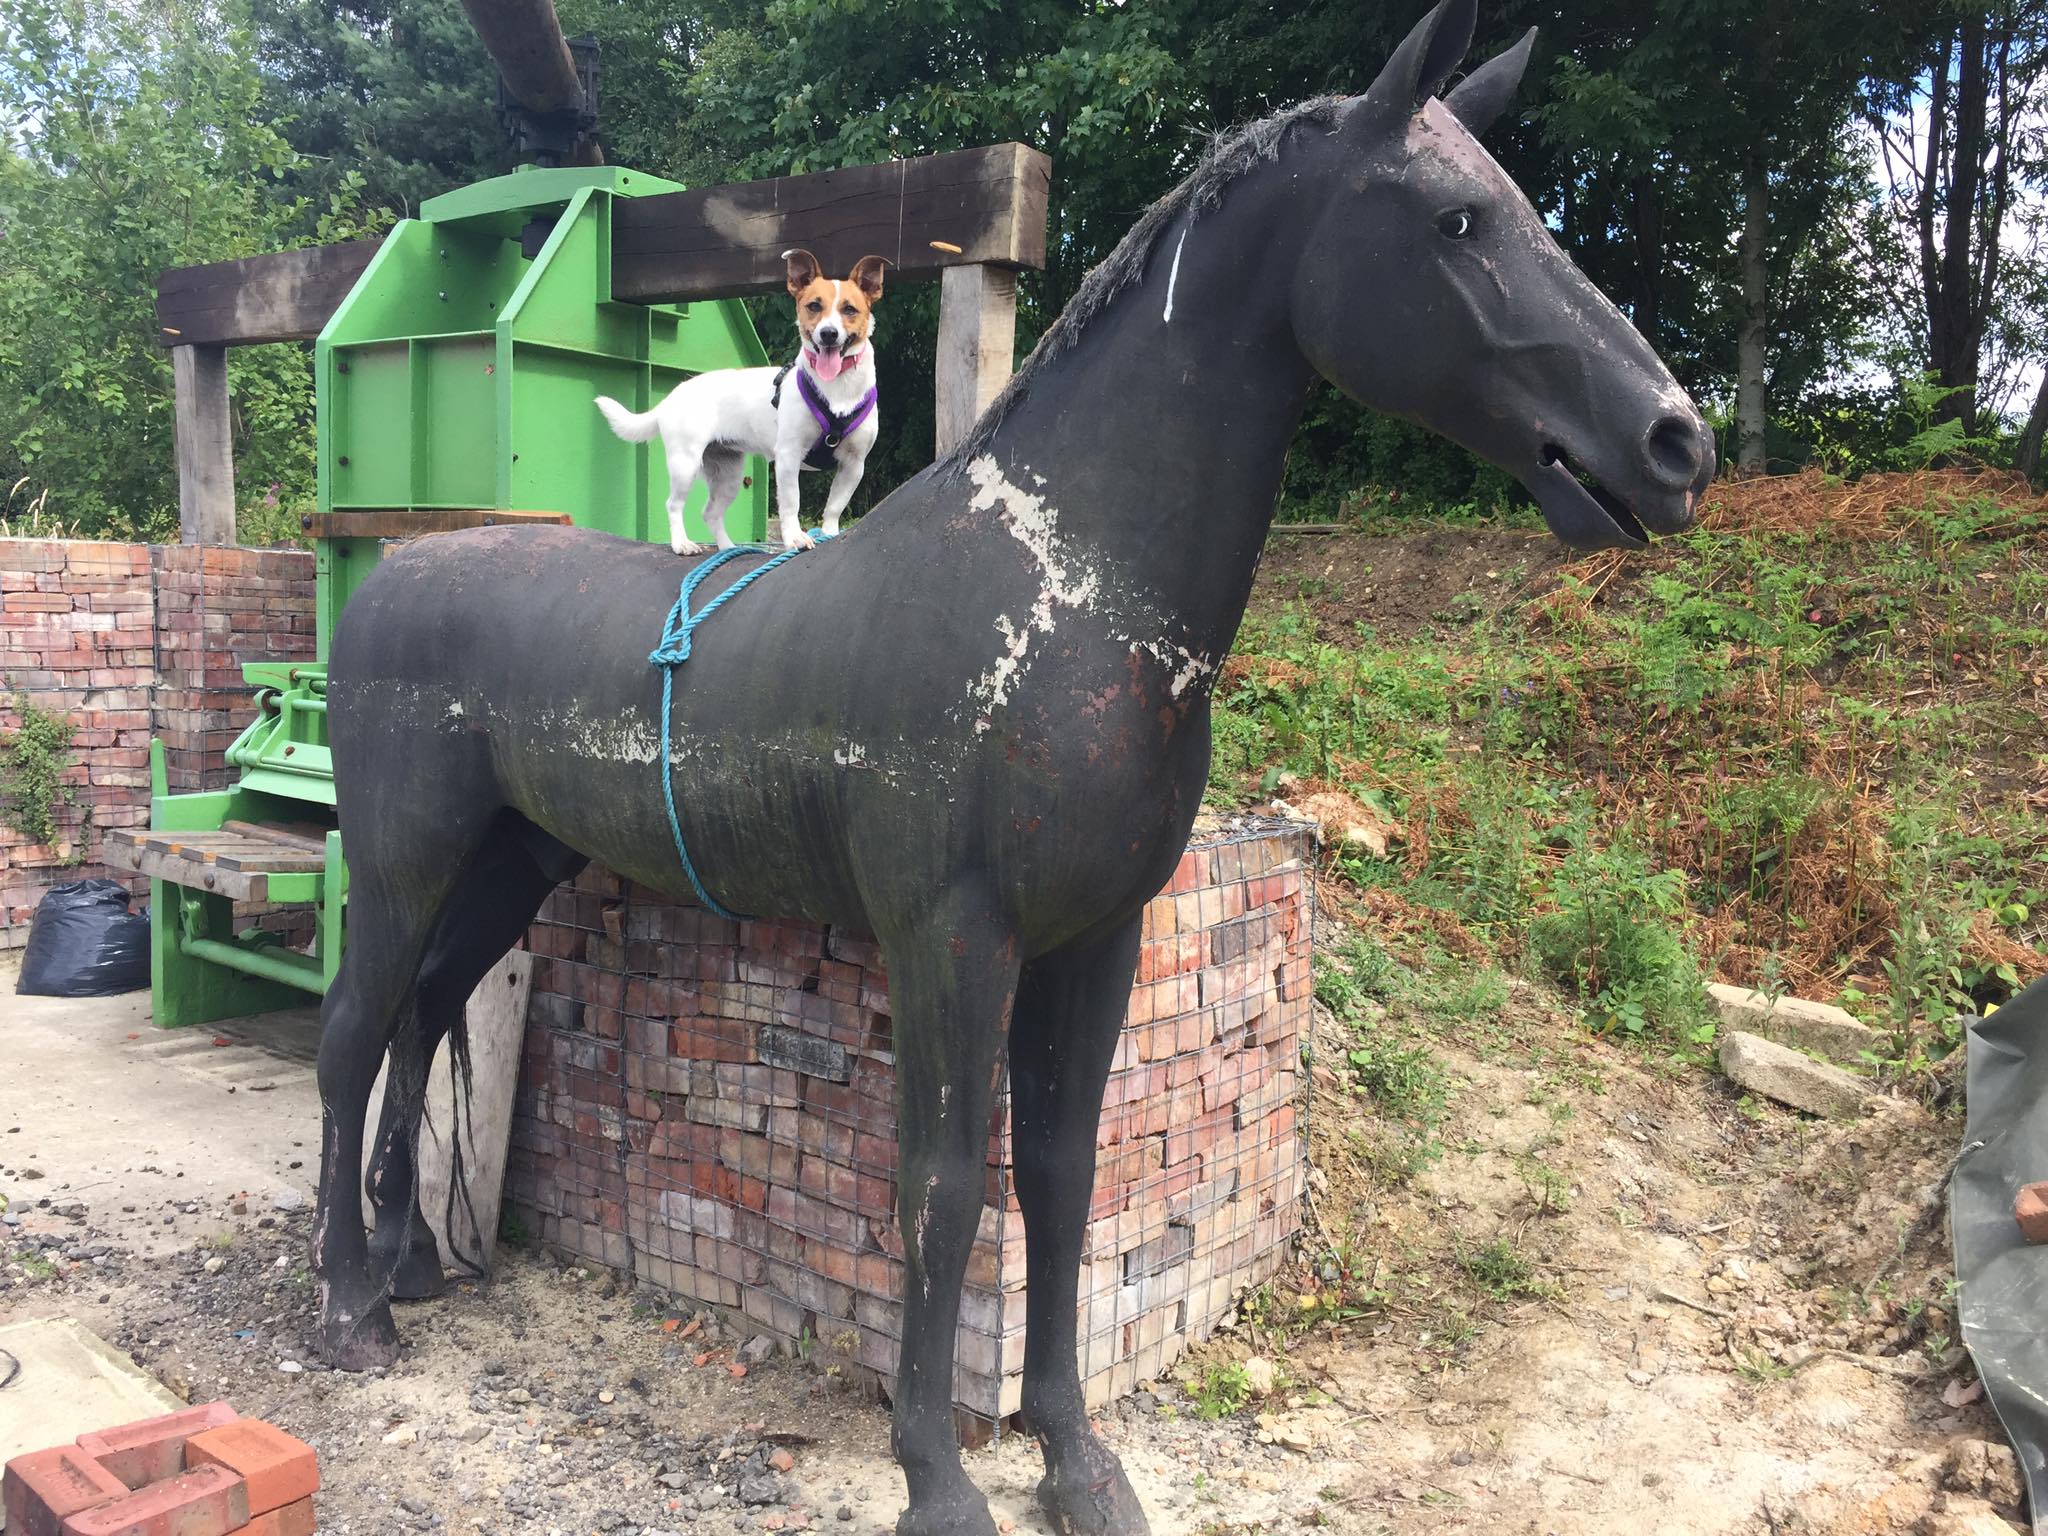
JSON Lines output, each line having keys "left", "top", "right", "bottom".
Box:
{"left": 1644, "top": 415, "right": 1705, "bottom": 488}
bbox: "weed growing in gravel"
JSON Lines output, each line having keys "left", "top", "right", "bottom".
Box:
{"left": 1459, "top": 1238, "right": 1560, "bottom": 1301}
{"left": 1186, "top": 1360, "right": 1253, "bottom": 1419}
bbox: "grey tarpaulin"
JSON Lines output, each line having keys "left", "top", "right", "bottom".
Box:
{"left": 1955, "top": 974, "right": 2048, "bottom": 1534}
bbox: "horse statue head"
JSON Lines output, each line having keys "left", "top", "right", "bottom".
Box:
{"left": 1292, "top": 0, "right": 1716, "bottom": 547}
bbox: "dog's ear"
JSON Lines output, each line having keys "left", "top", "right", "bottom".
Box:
{"left": 849, "top": 255, "right": 887, "bottom": 304}
{"left": 783, "top": 248, "right": 822, "bottom": 297}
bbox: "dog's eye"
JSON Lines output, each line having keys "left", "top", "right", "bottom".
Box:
{"left": 840, "top": 304, "right": 858, "bottom": 317}
{"left": 806, "top": 299, "right": 824, "bottom": 312}
{"left": 1438, "top": 208, "right": 1475, "bottom": 240}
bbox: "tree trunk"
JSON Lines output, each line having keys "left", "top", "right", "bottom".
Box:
{"left": 1933, "top": 16, "right": 1989, "bottom": 428}
{"left": 2017, "top": 370, "right": 2048, "bottom": 483}
{"left": 1735, "top": 161, "right": 1770, "bottom": 476}
{"left": 1628, "top": 174, "right": 1663, "bottom": 344}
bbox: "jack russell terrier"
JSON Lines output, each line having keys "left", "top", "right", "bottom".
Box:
{"left": 595, "top": 249, "right": 884, "bottom": 555}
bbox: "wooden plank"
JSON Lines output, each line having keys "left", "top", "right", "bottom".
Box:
{"left": 302, "top": 509, "right": 573, "bottom": 540}
{"left": 129, "top": 829, "right": 326, "bottom": 872}
{"left": 934, "top": 264, "right": 1018, "bottom": 457}
{"left": 172, "top": 345, "right": 235, "bottom": 546}
{"left": 101, "top": 834, "right": 268, "bottom": 902}
{"left": 611, "top": 143, "right": 1051, "bottom": 304}
{"left": 364, "top": 950, "right": 533, "bottom": 1275}
{"left": 221, "top": 820, "right": 333, "bottom": 855}
{"left": 156, "top": 240, "right": 381, "bottom": 348}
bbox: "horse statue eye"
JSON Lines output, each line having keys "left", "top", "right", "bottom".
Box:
{"left": 1439, "top": 209, "right": 1475, "bottom": 239}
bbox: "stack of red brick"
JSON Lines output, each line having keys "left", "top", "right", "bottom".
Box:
{"left": 2, "top": 1402, "right": 317, "bottom": 1536}
{"left": 0, "top": 539, "right": 314, "bottom": 941}
{"left": 507, "top": 818, "right": 1311, "bottom": 1430}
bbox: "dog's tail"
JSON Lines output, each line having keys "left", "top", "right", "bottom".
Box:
{"left": 594, "top": 395, "right": 661, "bottom": 443}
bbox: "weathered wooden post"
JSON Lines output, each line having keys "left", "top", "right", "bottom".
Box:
{"left": 935, "top": 265, "right": 1019, "bottom": 458}
{"left": 170, "top": 344, "right": 235, "bottom": 545}
{"left": 158, "top": 241, "right": 383, "bottom": 546}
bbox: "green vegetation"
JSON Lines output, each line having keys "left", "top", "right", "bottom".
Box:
{"left": 1313, "top": 933, "right": 1457, "bottom": 1179}
{"left": 4, "top": 1, "right": 2046, "bottom": 535}
{"left": 0, "top": 690, "right": 81, "bottom": 856}
{"left": 1215, "top": 476, "right": 2048, "bottom": 1077}
{"left": 0, "top": 0, "right": 386, "bottom": 541}
{"left": 1185, "top": 1360, "right": 1253, "bottom": 1420}
{"left": 1458, "top": 1238, "right": 1558, "bottom": 1302}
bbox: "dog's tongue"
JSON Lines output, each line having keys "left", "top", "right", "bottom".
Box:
{"left": 810, "top": 349, "right": 846, "bottom": 383}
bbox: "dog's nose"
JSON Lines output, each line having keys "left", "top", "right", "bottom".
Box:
{"left": 816, "top": 326, "right": 840, "bottom": 348}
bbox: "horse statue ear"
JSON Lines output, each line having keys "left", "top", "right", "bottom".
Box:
{"left": 1446, "top": 27, "right": 1536, "bottom": 135}
{"left": 1357, "top": 0, "right": 1478, "bottom": 124}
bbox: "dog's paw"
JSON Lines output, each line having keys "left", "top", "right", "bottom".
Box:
{"left": 782, "top": 529, "right": 816, "bottom": 552}
{"left": 672, "top": 538, "right": 712, "bottom": 557}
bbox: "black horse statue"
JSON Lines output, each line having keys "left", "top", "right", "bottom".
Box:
{"left": 312, "top": 3, "right": 1713, "bottom": 1532}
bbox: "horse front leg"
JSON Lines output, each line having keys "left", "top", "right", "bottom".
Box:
{"left": 1010, "top": 916, "right": 1152, "bottom": 1536}
{"left": 879, "top": 899, "right": 1020, "bottom": 1536}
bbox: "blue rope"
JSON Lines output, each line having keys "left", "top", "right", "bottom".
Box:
{"left": 648, "top": 536, "right": 830, "bottom": 921}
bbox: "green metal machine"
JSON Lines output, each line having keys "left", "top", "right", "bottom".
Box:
{"left": 109, "top": 165, "right": 771, "bottom": 1027}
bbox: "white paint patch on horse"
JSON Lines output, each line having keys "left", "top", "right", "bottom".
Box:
{"left": 962, "top": 456, "right": 1101, "bottom": 729}
{"left": 1163, "top": 228, "right": 1188, "bottom": 323}
{"left": 554, "top": 706, "right": 663, "bottom": 766}
{"left": 1129, "top": 639, "right": 1216, "bottom": 699}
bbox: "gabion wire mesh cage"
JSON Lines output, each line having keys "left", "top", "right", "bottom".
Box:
{"left": 507, "top": 816, "right": 1313, "bottom": 1435}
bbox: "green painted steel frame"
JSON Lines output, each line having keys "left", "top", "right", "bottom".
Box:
{"left": 147, "top": 164, "right": 766, "bottom": 1024}
{"left": 313, "top": 166, "right": 771, "bottom": 658}
{"left": 144, "top": 740, "right": 344, "bottom": 1026}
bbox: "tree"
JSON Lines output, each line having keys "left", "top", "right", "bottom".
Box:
{"left": 0, "top": 0, "right": 383, "bottom": 539}
{"left": 1866, "top": 2, "right": 2048, "bottom": 431}
{"left": 248, "top": 0, "right": 507, "bottom": 224}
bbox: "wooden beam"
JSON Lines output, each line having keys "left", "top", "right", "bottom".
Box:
{"left": 171, "top": 345, "right": 235, "bottom": 546}
{"left": 459, "top": 0, "right": 584, "bottom": 112}
{"left": 934, "top": 264, "right": 1018, "bottom": 458}
{"left": 156, "top": 241, "right": 381, "bottom": 348}
{"left": 611, "top": 143, "right": 1051, "bottom": 304}
{"left": 300, "top": 509, "right": 572, "bottom": 539}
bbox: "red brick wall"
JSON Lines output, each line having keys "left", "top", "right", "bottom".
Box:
{"left": 508, "top": 821, "right": 1312, "bottom": 1429}
{"left": 152, "top": 547, "right": 317, "bottom": 795}
{"left": 0, "top": 540, "right": 315, "bottom": 941}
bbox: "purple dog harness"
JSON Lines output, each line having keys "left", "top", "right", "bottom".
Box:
{"left": 771, "top": 358, "right": 879, "bottom": 471}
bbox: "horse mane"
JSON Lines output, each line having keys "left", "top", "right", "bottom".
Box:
{"left": 947, "top": 94, "right": 1349, "bottom": 464}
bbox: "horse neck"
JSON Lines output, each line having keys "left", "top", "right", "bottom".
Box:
{"left": 959, "top": 164, "right": 1318, "bottom": 663}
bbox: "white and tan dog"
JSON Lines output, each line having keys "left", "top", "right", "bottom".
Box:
{"left": 595, "top": 249, "right": 884, "bottom": 554}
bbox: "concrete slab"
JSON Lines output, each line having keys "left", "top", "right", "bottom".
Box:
{"left": 0, "top": 1316, "right": 180, "bottom": 1484}
{"left": 0, "top": 955, "right": 321, "bottom": 1257}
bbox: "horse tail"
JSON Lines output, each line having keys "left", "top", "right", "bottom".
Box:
{"left": 594, "top": 395, "right": 660, "bottom": 443}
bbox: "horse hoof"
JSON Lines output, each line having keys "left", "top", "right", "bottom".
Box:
{"left": 894, "top": 1487, "right": 996, "bottom": 1536}
{"left": 317, "top": 1287, "right": 401, "bottom": 1371}
{"left": 1037, "top": 1445, "right": 1150, "bottom": 1536}
{"left": 379, "top": 1243, "right": 448, "bottom": 1302}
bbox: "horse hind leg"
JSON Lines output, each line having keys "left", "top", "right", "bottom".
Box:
{"left": 314, "top": 810, "right": 575, "bottom": 1369}
{"left": 1011, "top": 916, "right": 1152, "bottom": 1536}
{"left": 313, "top": 862, "right": 449, "bottom": 1369}
{"left": 361, "top": 817, "right": 584, "bottom": 1300}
